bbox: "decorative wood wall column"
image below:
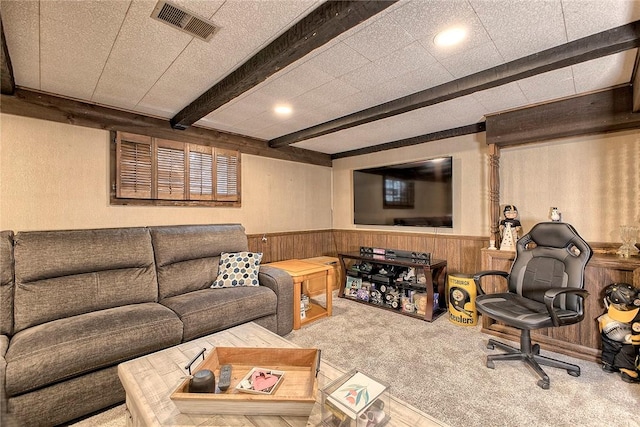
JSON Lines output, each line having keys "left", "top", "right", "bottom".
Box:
{"left": 489, "top": 144, "right": 501, "bottom": 247}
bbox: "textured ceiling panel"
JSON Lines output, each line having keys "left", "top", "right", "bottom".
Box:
{"left": 91, "top": 0, "right": 199, "bottom": 111}
{"left": 304, "top": 41, "right": 370, "bottom": 78}
{"left": 439, "top": 41, "right": 504, "bottom": 78}
{"left": 562, "top": 0, "right": 640, "bottom": 40}
{"left": 343, "top": 12, "right": 416, "bottom": 62}
{"left": 389, "top": 0, "right": 478, "bottom": 43}
{"left": 1, "top": 1, "right": 40, "bottom": 89}
{"left": 572, "top": 50, "right": 637, "bottom": 93}
{"left": 138, "top": 0, "right": 322, "bottom": 117}
{"left": 39, "top": 0, "right": 130, "bottom": 100}
{"left": 2, "top": 0, "right": 639, "bottom": 155}
{"left": 517, "top": 68, "right": 576, "bottom": 104}
{"left": 472, "top": 82, "right": 529, "bottom": 114}
{"left": 418, "top": 8, "right": 493, "bottom": 61}
{"left": 472, "top": 0, "right": 566, "bottom": 62}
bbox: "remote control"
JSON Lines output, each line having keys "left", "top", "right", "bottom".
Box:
{"left": 218, "top": 364, "right": 232, "bottom": 391}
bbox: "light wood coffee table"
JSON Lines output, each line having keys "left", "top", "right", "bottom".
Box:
{"left": 118, "top": 322, "right": 449, "bottom": 427}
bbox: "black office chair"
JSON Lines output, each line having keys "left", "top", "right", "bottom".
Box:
{"left": 474, "top": 222, "right": 593, "bottom": 389}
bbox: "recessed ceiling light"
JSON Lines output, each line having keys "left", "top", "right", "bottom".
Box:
{"left": 274, "top": 105, "right": 292, "bottom": 116}
{"left": 434, "top": 27, "right": 467, "bottom": 47}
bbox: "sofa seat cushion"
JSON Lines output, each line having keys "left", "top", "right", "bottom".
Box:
{"left": 5, "top": 303, "right": 183, "bottom": 396}
{"left": 161, "top": 286, "right": 277, "bottom": 342}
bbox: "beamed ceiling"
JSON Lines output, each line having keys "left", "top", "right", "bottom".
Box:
{"left": 2, "top": 0, "right": 640, "bottom": 165}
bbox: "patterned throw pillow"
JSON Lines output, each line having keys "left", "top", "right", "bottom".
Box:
{"left": 211, "top": 252, "right": 263, "bottom": 288}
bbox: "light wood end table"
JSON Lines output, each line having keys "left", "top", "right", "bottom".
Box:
{"left": 267, "top": 259, "right": 334, "bottom": 330}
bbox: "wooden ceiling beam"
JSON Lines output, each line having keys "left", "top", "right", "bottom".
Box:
{"left": 485, "top": 85, "right": 640, "bottom": 146}
{"left": 1, "top": 88, "right": 331, "bottom": 167}
{"left": 1, "top": 16, "right": 15, "bottom": 95}
{"left": 331, "top": 123, "right": 486, "bottom": 159}
{"left": 170, "top": 0, "right": 397, "bottom": 130}
{"left": 269, "top": 21, "right": 640, "bottom": 148}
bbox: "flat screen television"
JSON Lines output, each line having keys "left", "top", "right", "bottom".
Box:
{"left": 353, "top": 157, "right": 453, "bottom": 228}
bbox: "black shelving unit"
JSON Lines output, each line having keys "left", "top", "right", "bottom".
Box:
{"left": 337, "top": 252, "right": 448, "bottom": 322}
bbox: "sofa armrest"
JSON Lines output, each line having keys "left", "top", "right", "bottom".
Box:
{"left": 258, "top": 266, "right": 294, "bottom": 336}
{"left": 1, "top": 335, "right": 9, "bottom": 421}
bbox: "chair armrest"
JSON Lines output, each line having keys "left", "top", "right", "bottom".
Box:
{"left": 544, "top": 288, "right": 589, "bottom": 327}
{"left": 473, "top": 270, "right": 509, "bottom": 295}
{"left": 258, "top": 265, "right": 294, "bottom": 335}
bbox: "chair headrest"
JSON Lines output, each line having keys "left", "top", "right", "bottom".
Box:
{"left": 523, "top": 222, "right": 592, "bottom": 259}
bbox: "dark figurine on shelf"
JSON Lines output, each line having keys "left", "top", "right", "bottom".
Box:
{"left": 499, "top": 204, "right": 522, "bottom": 250}
{"left": 598, "top": 283, "right": 640, "bottom": 383}
{"left": 499, "top": 204, "right": 522, "bottom": 235}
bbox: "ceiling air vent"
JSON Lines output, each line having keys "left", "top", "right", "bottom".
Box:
{"left": 151, "top": 0, "right": 218, "bottom": 42}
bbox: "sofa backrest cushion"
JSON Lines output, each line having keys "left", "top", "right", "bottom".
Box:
{"left": 150, "top": 224, "right": 248, "bottom": 299}
{"left": 1, "top": 231, "right": 15, "bottom": 335}
{"left": 13, "top": 227, "right": 158, "bottom": 333}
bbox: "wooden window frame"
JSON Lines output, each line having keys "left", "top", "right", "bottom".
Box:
{"left": 111, "top": 131, "right": 241, "bottom": 207}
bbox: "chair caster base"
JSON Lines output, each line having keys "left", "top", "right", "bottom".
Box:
{"left": 537, "top": 379, "right": 550, "bottom": 389}
{"left": 483, "top": 332, "right": 582, "bottom": 389}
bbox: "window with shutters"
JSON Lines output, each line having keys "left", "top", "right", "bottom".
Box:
{"left": 112, "top": 131, "right": 240, "bottom": 206}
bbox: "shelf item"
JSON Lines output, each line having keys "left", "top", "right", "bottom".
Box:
{"left": 267, "top": 259, "right": 334, "bottom": 330}
{"left": 338, "top": 252, "right": 447, "bottom": 322}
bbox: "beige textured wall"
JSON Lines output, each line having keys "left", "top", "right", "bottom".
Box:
{"left": 332, "top": 129, "right": 640, "bottom": 242}
{"left": 500, "top": 130, "right": 640, "bottom": 242}
{"left": 2, "top": 113, "right": 638, "bottom": 242}
{"left": 0, "top": 114, "right": 332, "bottom": 234}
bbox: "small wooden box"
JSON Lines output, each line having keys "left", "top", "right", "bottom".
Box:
{"left": 170, "top": 347, "right": 320, "bottom": 416}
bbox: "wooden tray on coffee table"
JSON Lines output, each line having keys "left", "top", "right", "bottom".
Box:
{"left": 170, "top": 346, "right": 321, "bottom": 416}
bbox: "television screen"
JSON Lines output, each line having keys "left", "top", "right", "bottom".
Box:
{"left": 353, "top": 157, "right": 453, "bottom": 227}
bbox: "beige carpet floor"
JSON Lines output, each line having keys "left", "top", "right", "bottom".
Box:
{"left": 74, "top": 293, "right": 639, "bottom": 427}
{"left": 286, "top": 295, "right": 639, "bottom": 427}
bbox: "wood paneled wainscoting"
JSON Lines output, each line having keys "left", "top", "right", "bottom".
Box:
{"left": 249, "top": 229, "right": 487, "bottom": 298}
{"left": 248, "top": 229, "right": 488, "bottom": 276}
{"left": 331, "top": 229, "right": 488, "bottom": 276}
{"left": 247, "top": 230, "right": 336, "bottom": 263}
{"left": 480, "top": 248, "right": 640, "bottom": 363}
